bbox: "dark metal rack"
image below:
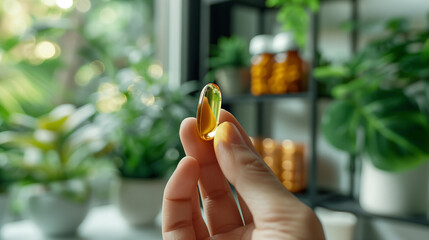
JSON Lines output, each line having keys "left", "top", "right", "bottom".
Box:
{"left": 317, "top": 194, "right": 429, "bottom": 227}
{"left": 192, "top": 0, "right": 429, "bottom": 227}
{"left": 222, "top": 92, "right": 309, "bottom": 104}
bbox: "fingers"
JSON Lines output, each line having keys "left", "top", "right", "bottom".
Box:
{"left": 162, "top": 156, "right": 208, "bottom": 240}
{"left": 213, "top": 121, "right": 326, "bottom": 239}
{"left": 219, "top": 109, "right": 259, "bottom": 157}
{"left": 237, "top": 193, "right": 253, "bottom": 224}
{"left": 180, "top": 118, "right": 243, "bottom": 235}
{"left": 218, "top": 110, "right": 254, "bottom": 224}
{"left": 213, "top": 122, "right": 303, "bottom": 226}
{"left": 191, "top": 189, "right": 210, "bottom": 239}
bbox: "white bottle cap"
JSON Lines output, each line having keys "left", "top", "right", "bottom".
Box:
{"left": 249, "top": 35, "right": 274, "bottom": 55}
{"left": 272, "top": 32, "right": 298, "bottom": 53}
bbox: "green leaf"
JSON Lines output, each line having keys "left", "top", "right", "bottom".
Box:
{"left": 0, "top": 131, "right": 55, "bottom": 150}
{"left": 209, "top": 36, "right": 249, "bottom": 69}
{"left": 2, "top": 37, "right": 20, "bottom": 51}
{"left": 426, "top": 12, "right": 429, "bottom": 28}
{"left": 365, "top": 112, "right": 429, "bottom": 171}
{"left": 314, "top": 65, "right": 350, "bottom": 79}
{"left": 331, "top": 78, "right": 366, "bottom": 99}
{"left": 266, "top": 0, "right": 286, "bottom": 7}
{"left": 324, "top": 89, "right": 429, "bottom": 172}
{"left": 277, "top": 5, "right": 308, "bottom": 48}
{"left": 423, "top": 38, "right": 429, "bottom": 60}
{"left": 37, "top": 105, "right": 75, "bottom": 131}
{"left": 308, "top": 0, "right": 319, "bottom": 11}
{"left": 359, "top": 90, "right": 429, "bottom": 171}
{"left": 63, "top": 105, "right": 96, "bottom": 133}
{"left": 385, "top": 18, "right": 408, "bottom": 32}
{"left": 322, "top": 100, "right": 360, "bottom": 153}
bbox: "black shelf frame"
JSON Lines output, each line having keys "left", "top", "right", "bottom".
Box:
{"left": 223, "top": 92, "right": 309, "bottom": 104}
{"left": 204, "top": 0, "right": 268, "bottom": 9}
{"left": 192, "top": 0, "right": 429, "bottom": 228}
{"left": 316, "top": 193, "right": 429, "bottom": 226}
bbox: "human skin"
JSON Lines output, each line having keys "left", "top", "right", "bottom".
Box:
{"left": 162, "top": 109, "right": 325, "bottom": 240}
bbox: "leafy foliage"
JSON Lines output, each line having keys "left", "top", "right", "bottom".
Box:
{"left": 205, "top": 36, "right": 250, "bottom": 84}
{"left": 0, "top": 158, "right": 15, "bottom": 193}
{"left": 317, "top": 16, "right": 429, "bottom": 171}
{"left": 0, "top": 1, "right": 195, "bottom": 183}
{"left": 96, "top": 60, "right": 197, "bottom": 179}
{"left": 266, "top": 0, "right": 319, "bottom": 48}
{"left": 0, "top": 104, "right": 109, "bottom": 184}
{"left": 209, "top": 36, "right": 250, "bottom": 70}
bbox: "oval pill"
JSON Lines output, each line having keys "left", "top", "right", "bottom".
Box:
{"left": 196, "top": 83, "right": 222, "bottom": 141}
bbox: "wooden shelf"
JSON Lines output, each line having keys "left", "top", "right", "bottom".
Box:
{"left": 223, "top": 92, "right": 309, "bottom": 104}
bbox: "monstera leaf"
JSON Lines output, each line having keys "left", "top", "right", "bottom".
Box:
{"left": 322, "top": 89, "right": 429, "bottom": 171}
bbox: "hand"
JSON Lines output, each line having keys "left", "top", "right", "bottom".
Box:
{"left": 162, "top": 110, "right": 325, "bottom": 240}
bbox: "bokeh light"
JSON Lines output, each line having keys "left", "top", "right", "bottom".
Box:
{"left": 3, "top": 0, "right": 22, "bottom": 16}
{"left": 42, "top": 0, "right": 56, "bottom": 6}
{"left": 96, "top": 83, "right": 127, "bottom": 113}
{"left": 148, "top": 64, "right": 163, "bottom": 79}
{"left": 75, "top": 65, "right": 95, "bottom": 86}
{"left": 76, "top": 0, "right": 91, "bottom": 13}
{"left": 90, "top": 60, "right": 105, "bottom": 75}
{"left": 140, "top": 94, "right": 155, "bottom": 106}
{"left": 56, "top": 0, "right": 73, "bottom": 10}
{"left": 99, "top": 6, "right": 117, "bottom": 24}
{"left": 35, "top": 41, "right": 57, "bottom": 60}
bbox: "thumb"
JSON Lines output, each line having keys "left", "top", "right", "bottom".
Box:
{"left": 213, "top": 122, "right": 299, "bottom": 217}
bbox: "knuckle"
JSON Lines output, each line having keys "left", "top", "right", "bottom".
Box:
{"left": 234, "top": 145, "right": 271, "bottom": 175}
{"left": 164, "top": 219, "right": 193, "bottom": 233}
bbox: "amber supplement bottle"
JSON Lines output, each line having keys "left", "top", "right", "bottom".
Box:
{"left": 269, "top": 33, "right": 305, "bottom": 94}
{"left": 249, "top": 35, "right": 274, "bottom": 96}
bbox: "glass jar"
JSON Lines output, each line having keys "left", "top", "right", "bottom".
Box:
{"left": 269, "top": 33, "right": 305, "bottom": 94}
{"left": 249, "top": 35, "right": 274, "bottom": 96}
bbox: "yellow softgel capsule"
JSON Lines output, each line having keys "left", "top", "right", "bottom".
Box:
{"left": 196, "top": 83, "right": 222, "bottom": 141}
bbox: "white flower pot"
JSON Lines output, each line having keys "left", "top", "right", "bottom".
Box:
{"left": 360, "top": 159, "right": 429, "bottom": 216}
{"left": 115, "top": 178, "right": 166, "bottom": 226}
{"left": 0, "top": 193, "right": 9, "bottom": 231}
{"left": 24, "top": 179, "right": 90, "bottom": 236}
{"left": 315, "top": 208, "right": 357, "bottom": 240}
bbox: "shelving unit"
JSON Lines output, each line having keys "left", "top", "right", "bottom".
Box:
{"left": 193, "top": 0, "right": 429, "bottom": 228}
{"left": 198, "top": 0, "right": 319, "bottom": 207}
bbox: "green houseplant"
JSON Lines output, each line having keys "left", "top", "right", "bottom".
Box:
{"left": 316, "top": 16, "right": 429, "bottom": 215}
{"left": 0, "top": 104, "right": 108, "bottom": 236}
{"left": 98, "top": 60, "right": 196, "bottom": 226}
{"left": 266, "top": 0, "right": 319, "bottom": 48}
{"left": 208, "top": 36, "right": 250, "bottom": 95}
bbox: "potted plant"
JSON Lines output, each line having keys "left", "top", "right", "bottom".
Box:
{"left": 316, "top": 17, "right": 429, "bottom": 216}
{"left": 208, "top": 36, "right": 250, "bottom": 95}
{"left": 0, "top": 104, "right": 108, "bottom": 236}
{"left": 96, "top": 62, "right": 196, "bottom": 226}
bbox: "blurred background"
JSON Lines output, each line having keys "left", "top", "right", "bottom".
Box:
{"left": 0, "top": 0, "right": 429, "bottom": 239}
